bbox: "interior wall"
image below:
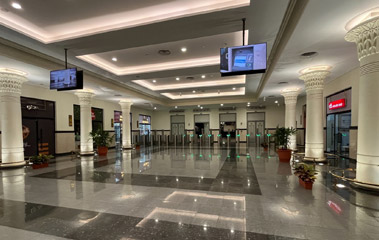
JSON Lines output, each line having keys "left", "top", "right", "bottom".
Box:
{"left": 131, "top": 107, "right": 154, "bottom": 130}
{"left": 152, "top": 105, "right": 285, "bottom": 131}
{"left": 0, "top": 83, "right": 125, "bottom": 154}
{"left": 295, "top": 67, "right": 360, "bottom": 159}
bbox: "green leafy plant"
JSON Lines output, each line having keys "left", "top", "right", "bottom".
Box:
{"left": 293, "top": 163, "right": 318, "bottom": 183}
{"left": 30, "top": 154, "right": 53, "bottom": 165}
{"left": 89, "top": 129, "right": 113, "bottom": 147}
{"left": 273, "top": 127, "right": 296, "bottom": 149}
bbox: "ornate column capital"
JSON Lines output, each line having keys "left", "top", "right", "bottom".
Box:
{"left": 75, "top": 91, "right": 94, "bottom": 106}
{"left": 281, "top": 89, "right": 300, "bottom": 105}
{"left": 299, "top": 71, "right": 330, "bottom": 92}
{"left": 345, "top": 16, "right": 379, "bottom": 61}
{"left": 119, "top": 100, "right": 133, "bottom": 110}
{"left": 0, "top": 70, "right": 28, "bottom": 95}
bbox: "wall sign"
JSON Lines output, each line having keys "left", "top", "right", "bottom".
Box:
{"left": 91, "top": 109, "right": 95, "bottom": 120}
{"left": 328, "top": 99, "right": 346, "bottom": 110}
{"left": 69, "top": 115, "right": 73, "bottom": 127}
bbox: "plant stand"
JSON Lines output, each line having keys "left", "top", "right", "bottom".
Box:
{"left": 32, "top": 163, "right": 49, "bottom": 169}
{"left": 299, "top": 178, "right": 313, "bottom": 190}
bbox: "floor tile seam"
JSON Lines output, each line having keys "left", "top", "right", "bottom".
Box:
{"left": 0, "top": 197, "right": 305, "bottom": 239}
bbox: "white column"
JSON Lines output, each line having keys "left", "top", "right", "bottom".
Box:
{"left": 119, "top": 100, "right": 133, "bottom": 149}
{"left": 300, "top": 69, "right": 330, "bottom": 161}
{"left": 281, "top": 89, "right": 299, "bottom": 150}
{"left": 0, "top": 69, "right": 27, "bottom": 167}
{"left": 75, "top": 91, "right": 95, "bottom": 156}
{"left": 345, "top": 15, "right": 379, "bottom": 189}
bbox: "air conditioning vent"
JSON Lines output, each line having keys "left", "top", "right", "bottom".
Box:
{"left": 158, "top": 50, "right": 171, "bottom": 56}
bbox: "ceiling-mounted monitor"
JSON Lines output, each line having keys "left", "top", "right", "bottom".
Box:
{"left": 220, "top": 42, "right": 267, "bottom": 77}
{"left": 50, "top": 68, "right": 83, "bottom": 91}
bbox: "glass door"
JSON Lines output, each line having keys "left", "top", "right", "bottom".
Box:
{"left": 247, "top": 121, "right": 264, "bottom": 144}
{"left": 326, "top": 114, "right": 335, "bottom": 153}
{"left": 326, "top": 112, "right": 351, "bottom": 156}
{"left": 336, "top": 112, "right": 351, "bottom": 156}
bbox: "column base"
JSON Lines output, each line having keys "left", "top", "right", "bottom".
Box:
{"left": 0, "top": 160, "right": 26, "bottom": 168}
{"left": 80, "top": 151, "right": 95, "bottom": 156}
{"left": 303, "top": 156, "right": 326, "bottom": 163}
{"left": 351, "top": 182, "right": 379, "bottom": 192}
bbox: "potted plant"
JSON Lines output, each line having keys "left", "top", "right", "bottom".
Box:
{"left": 90, "top": 129, "right": 113, "bottom": 156}
{"left": 261, "top": 142, "right": 269, "bottom": 151}
{"left": 30, "top": 154, "right": 53, "bottom": 169}
{"left": 293, "top": 163, "right": 318, "bottom": 189}
{"left": 273, "top": 127, "right": 296, "bottom": 162}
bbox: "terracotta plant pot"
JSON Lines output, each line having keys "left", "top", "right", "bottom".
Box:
{"left": 32, "top": 163, "right": 49, "bottom": 169}
{"left": 97, "top": 146, "right": 108, "bottom": 156}
{"left": 277, "top": 149, "right": 292, "bottom": 162}
{"left": 299, "top": 178, "right": 313, "bottom": 190}
{"left": 264, "top": 147, "right": 268, "bottom": 151}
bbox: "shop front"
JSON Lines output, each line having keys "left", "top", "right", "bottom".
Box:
{"left": 326, "top": 88, "right": 351, "bottom": 157}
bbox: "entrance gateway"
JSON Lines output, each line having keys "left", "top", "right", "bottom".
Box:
{"left": 326, "top": 88, "right": 351, "bottom": 157}
{"left": 247, "top": 112, "right": 265, "bottom": 145}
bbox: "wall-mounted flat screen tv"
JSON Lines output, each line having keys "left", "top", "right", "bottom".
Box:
{"left": 50, "top": 68, "right": 83, "bottom": 91}
{"left": 220, "top": 42, "right": 267, "bottom": 77}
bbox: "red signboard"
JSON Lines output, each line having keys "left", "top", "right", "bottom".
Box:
{"left": 328, "top": 99, "right": 346, "bottom": 110}
{"left": 91, "top": 109, "right": 95, "bottom": 120}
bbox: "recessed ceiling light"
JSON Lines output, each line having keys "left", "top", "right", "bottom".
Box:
{"left": 176, "top": 77, "right": 180, "bottom": 81}
{"left": 193, "top": 90, "right": 196, "bottom": 93}
{"left": 275, "top": 100, "right": 278, "bottom": 104}
{"left": 154, "top": 107, "right": 157, "bottom": 110}
{"left": 220, "top": 104, "right": 224, "bottom": 106}
{"left": 175, "top": 106, "right": 178, "bottom": 109}
{"left": 152, "top": 80, "right": 156, "bottom": 83}
{"left": 232, "top": 87, "right": 236, "bottom": 90}
{"left": 11, "top": 2, "right": 22, "bottom": 9}
{"left": 181, "top": 47, "right": 187, "bottom": 52}
{"left": 201, "top": 75, "right": 206, "bottom": 79}
{"left": 198, "top": 105, "right": 201, "bottom": 107}
{"left": 248, "top": 102, "right": 250, "bottom": 104}
{"left": 201, "top": 107, "right": 203, "bottom": 109}
{"left": 112, "top": 57, "right": 117, "bottom": 62}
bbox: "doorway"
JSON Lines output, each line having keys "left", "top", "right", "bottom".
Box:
{"left": 171, "top": 115, "right": 185, "bottom": 136}
{"left": 21, "top": 97, "right": 55, "bottom": 157}
{"left": 326, "top": 112, "right": 351, "bottom": 156}
{"left": 247, "top": 112, "right": 265, "bottom": 145}
{"left": 219, "top": 113, "right": 236, "bottom": 140}
{"left": 194, "top": 114, "right": 210, "bottom": 137}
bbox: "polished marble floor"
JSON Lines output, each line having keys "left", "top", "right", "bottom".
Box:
{"left": 0, "top": 144, "right": 378, "bottom": 239}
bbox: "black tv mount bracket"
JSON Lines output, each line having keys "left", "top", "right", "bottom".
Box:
{"left": 64, "top": 48, "right": 68, "bottom": 69}
{"left": 242, "top": 18, "right": 246, "bottom": 46}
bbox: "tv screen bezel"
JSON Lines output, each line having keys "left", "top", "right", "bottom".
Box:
{"left": 49, "top": 68, "right": 83, "bottom": 91}
{"left": 220, "top": 42, "right": 267, "bottom": 77}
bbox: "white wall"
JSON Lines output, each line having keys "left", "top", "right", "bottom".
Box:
{"left": 0, "top": 83, "right": 125, "bottom": 154}
{"left": 295, "top": 67, "right": 360, "bottom": 158}
{"left": 152, "top": 105, "right": 285, "bottom": 130}
{"left": 131, "top": 107, "right": 154, "bottom": 130}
